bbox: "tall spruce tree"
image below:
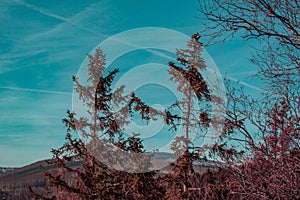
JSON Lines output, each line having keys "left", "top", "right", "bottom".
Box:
{"left": 30, "top": 48, "right": 164, "bottom": 200}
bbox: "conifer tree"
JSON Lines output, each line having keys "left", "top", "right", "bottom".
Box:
{"left": 168, "top": 33, "right": 211, "bottom": 156}
{"left": 162, "top": 33, "right": 217, "bottom": 199}
{"left": 30, "top": 48, "right": 164, "bottom": 200}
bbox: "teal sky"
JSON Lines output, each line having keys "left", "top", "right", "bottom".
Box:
{"left": 0, "top": 0, "right": 260, "bottom": 167}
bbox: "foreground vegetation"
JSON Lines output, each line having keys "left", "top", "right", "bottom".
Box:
{"left": 2, "top": 0, "right": 299, "bottom": 199}
{"left": 32, "top": 31, "right": 299, "bottom": 200}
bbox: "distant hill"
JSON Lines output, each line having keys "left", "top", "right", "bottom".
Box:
{"left": 0, "top": 167, "right": 17, "bottom": 174}
{"left": 0, "top": 160, "right": 51, "bottom": 181}
{"left": 0, "top": 159, "right": 61, "bottom": 199}
{"left": 0, "top": 153, "right": 223, "bottom": 199}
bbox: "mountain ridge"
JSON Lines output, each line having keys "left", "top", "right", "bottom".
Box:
{"left": 0, "top": 153, "right": 223, "bottom": 199}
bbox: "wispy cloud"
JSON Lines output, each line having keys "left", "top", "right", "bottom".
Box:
{"left": 7, "top": 1, "right": 110, "bottom": 71}
{"left": 0, "top": 85, "right": 72, "bottom": 95}
{"left": 12, "top": 0, "right": 102, "bottom": 36}
{"left": 227, "top": 71, "right": 257, "bottom": 76}
{"left": 13, "top": 0, "right": 68, "bottom": 22}
{"left": 0, "top": 49, "right": 46, "bottom": 60}
{"left": 227, "top": 76, "right": 265, "bottom": 92}
{"left": 0, "top": 60, "right": 19, "bottom": 74}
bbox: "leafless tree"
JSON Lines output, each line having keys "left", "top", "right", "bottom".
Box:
{"left": 198, "top": 0, "right": 299, "bottom": 97}
{"left": 197, "top": 0, "right": 299, "bottom": 157}
{"left": 197, "top": 2, "right": 300, "bottom": 198}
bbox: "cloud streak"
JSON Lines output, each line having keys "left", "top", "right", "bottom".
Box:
{"left": 13, "top": 0, "right": 69, "bottom": 22}
{"left": 12, "top": 0, "right": 101, "bottom": 36}
{"left": 0, "top": 85, "right": 72, "bottom": 95}
{"left": 227, "top": 76, "right": 265, "bottom": 92}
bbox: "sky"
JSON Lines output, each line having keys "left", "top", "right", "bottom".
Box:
{"left": 0, "top": 0, "right": 261, "bottom": 167}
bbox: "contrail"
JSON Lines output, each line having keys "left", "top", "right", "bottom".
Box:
{"left": 12, "top": 0, "right": 173, "bottom": 59}
{"left": 227, "top": 76, "right": 265, "bottom": 92}
{"left": 145, "top": 52, "right": 263, "bottom": 93}
{"left": 227, "top": 71, "right": 257, "bottom": 76}
{"left": 12, "top": 0, "right": 101, "bottom": 36}
{"left": 13, "top": 0, "right": 69, "bottom": 22}
{"left": 0, "top": 86, "right": 72, "bottom": 95}
{"left": 10, "top": 0, "right": 264, "bottom": 94}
